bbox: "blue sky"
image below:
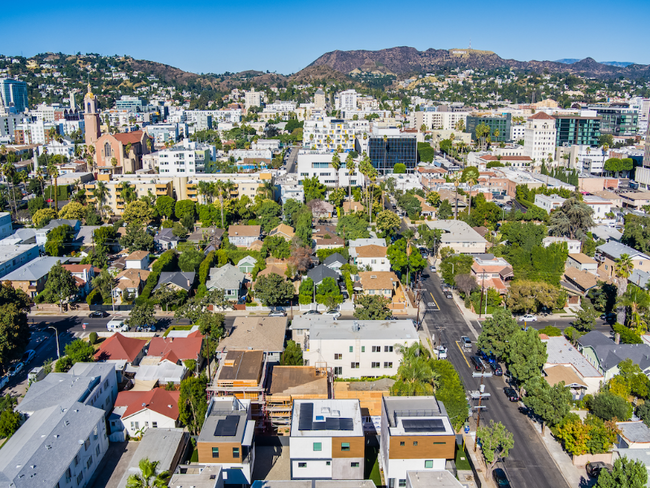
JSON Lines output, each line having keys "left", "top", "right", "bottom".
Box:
{"left": 3, "top": 0, "right": 649, "bottom": 75}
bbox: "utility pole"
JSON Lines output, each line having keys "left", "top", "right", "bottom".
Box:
{"left": 472, "top": 371, "right": 492, "bottom": 452}
{"left": 48, "top": 326, "right": 61, "bottom": 359}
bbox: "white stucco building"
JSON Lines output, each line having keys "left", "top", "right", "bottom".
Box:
{"left": 523, "top": 112, "right": 557, "bottom": 163}
{"left": 297, "top": 150, "right": 364, "bottom": 188}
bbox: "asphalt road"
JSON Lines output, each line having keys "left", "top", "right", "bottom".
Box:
{"left": 285, "top": 146, "right": 300, "bottom": 174}
{"left": 419, "top": 273, "right": 570, "bottom": 488}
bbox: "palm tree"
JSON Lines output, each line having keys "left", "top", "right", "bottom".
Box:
{"left": 120, "top": 182, "right": 136, "bottom": 204}
{"left": 617, "top": 285, "right": 650, "bottom": 336}
{"left": 391, "top": 343, "right": 439, "bottom": 396}
{"left": 461, "top": 167, "right": 480, "bottom": 217}
{"left": 331, "top": 152, "right": 341, "bottom": 190}
{"left": 345, "top": 153, "right": 356, "bottom": 203}
{"left": 260, "top": 180, "right": 275, "bottom": 201}
{"left": 1, "top": 163, "right": 17, "bottom": 217}
{"left": 614, "top": 254, "right": 635, "bottom": 325}
{"left": 93, "top": 181, "right": 108, "bottom": 219}
{"left": 197, "top": 181, "right": 214, "bottom": 204}
{"left": 48, "top": 164, "right": 60, "bottom": 214}
{"left": 126, "top": 458, "right": 170, "bottom": 488}
{"left": 215, "top": 180, "right": 235, "bottom": 228}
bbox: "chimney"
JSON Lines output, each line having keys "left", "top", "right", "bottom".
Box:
{"left": 615, "top": 333, "right": 621, "bottom": 345}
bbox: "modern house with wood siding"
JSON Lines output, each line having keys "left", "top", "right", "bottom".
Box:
{"left": 289, "top": 399, "right": 364, "bottom": 480}
{"left": 197, "top": 396, "right": 256, "bottom": 486}
{"left": 380, "top": 396, "right": 456, "bottom": 488}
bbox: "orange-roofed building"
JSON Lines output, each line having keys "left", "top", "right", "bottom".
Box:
{"left": 61, "top": 264, "right": 101, "bottom": 297}
{"left": 94, "top": 332, "right": 147, "bottom": 364}
{"left": 112, "top": 388, "right": 180, "bottom": 437}
{"left": 144, "top": 336, "right": 203, "bottom": 365}
{"left": 470, "top": 254, "right": 513, "bottom": 294}
{"left": 94, "top": 129, "right": 152, "bottom": 174}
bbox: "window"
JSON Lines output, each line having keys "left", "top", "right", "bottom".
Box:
{"left": 298, "top": 462, "right": 307, "bottom": 468}
{"left": 351, "top": 462, "right": 360, "bottom": 468}
{"left": 212, "top": 447, "right": 219, "bottom": 458}
{"left": 349, "top": 346, "right": 353, "bottom": 352}
{"left": 361, "top": 346, "right": 365, "bottom": 352}
{"left": 400, "top": 441, "right": 405, "bottom": 446}
{"left": 425, "top": 460, "right": 433, "bottom": 468}
{"left": 313, "top": 442, "right": 322, "bottom": 451}
{"left": 384, "top": 362, "right": 393, "bottom": 368}
{"left": 326, "top": 461, "right": 331, "bottom": 466}
{"left": 96, "top": 445, "right": 100, "bottom": 456}
{"left": 341, "top": 442, "right": 350, "bottom": 451}
{"left": 413, "top": 441, "right": 418, "bottom": 446}
{"left": 87, "top": 456, "right": 93, "bottom": 468}
{"left": 152, "top": 422, "right": 158, "bottom": 428}
{"left": 372, "top": 346, "right": 381, "bottom": 352}
{"left": 372, "top": 362, "right": 380, "bottom": 368}
{"left": 433, "top": 441, "right": 446, "bottom": 445}
{"left": 334, "top": 367, "right": 342, "bottom": 375}
{"left": 84, "top": 438, "right": 90, "bottom": 451}
{"left": 384, "top": 346, "right": 393, "bottom": 352}
{"left": 334, "top": 353, "right": 342, "bottom": 360}
{"left": 351, "top": 362, "right": 359, "bottom": 369}
{"left": 399, "top": 480, "right": 406, "bottom": 487}
{"left": 233, "top": 447, "right": 240, "bottom": 458}
{"left": 76, "top": 472, "right": 84, "bottom": 485}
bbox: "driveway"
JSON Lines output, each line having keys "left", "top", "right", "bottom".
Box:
{"left": 90, "top": 441, "right": 139, "bottom": 488}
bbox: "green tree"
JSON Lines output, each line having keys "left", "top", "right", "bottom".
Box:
{"left": 393, "top": 163, "right": 407, "bottom": 174}
{"left": 32, "top": 207, "right": 58, "bottom": 228}
{"left": 303, "top": 176, "right": 327, "bottom": 202}
{"left": 257, "top": 199, "right": 282, "bottom": 233}
{"left": 281, "top": 340, "right": 303, "bottom": 366}
{"left": 120, "top": 225, "right": 154, "bottom": 252}
{"left": 477, "top": 309, "right": 519, "bottom": 361}
{"left": 315, "top": 277, "right": 343, "bottom": 309}
{"left": 548, "top": 198, "right": 594, "bottom": 240}
{"left": 299, "top": 278, "right": 314, "bottom": 305}
{"left": 59, "top": 201, "right": 86, "bottom": 221}
{"left": 596, "top": 456, "right": 648, "bottom": 488}
{"left": 122, "top": 201, "right": 154, "bottom": 225}
{"left": 386, "top": 238, "right": 427, "bottom": 282}
{"left": 261, "top": 235, "right": 291, "bottom": 259}
{"left": 430, "top": 359, "right": 468, "bottom": 430}
{"left": 254, "top": 273, "right": 294, "bottom": 307}
{"left": 353, "top": 295, "right": 391, "bottom": 320}
{"left": 64, "top": 339, "right": 95, "bottom": 364}
{"left": 45, "top": 224, "right": 74, "bottom": 256}
{"left": 508, "top": 328, "right": 547, "bottom": 390}
{"left": 127, "top": 303, "right": 156, "bottom": 329}
{"left": 42, "top": 262, "right": 77, "bottom": 312}
{"left": 376, "top": 210, "right": 400, "bottom": 236}
{"left": 439, "top": 253, "right": 474, "bottom": 286}
{"left": 178, "top": 375, "right": 208, "bottom": 435}
{"left": 477, "top": 420, "right": 514, "bottom": 478}
{"left": 126, "top": 458, "right": 171, "bottom": 488}
{"left": 0, "top": 283, "right": 31, "bottom": 373}
{"left": 391, "top": 343, "right": 438, "bottom": 396}
{"left": 179, "top": 249, "right": 204, "bottom": 273}
{"left": 336, "top": 215, "right": 370, "bottom": 241}
{"left": 0, "top": 407, "right": 20, "bottom": 438}
{"left": 155, "top": 195, "right": 176, "bottom": 220}
{"left": 437, "top": 200, "right": 453, "bottom": 220}
{"left": 328, "top": 187, "right": 346, "bottom": 209}
{"left": 92, "top": 269, "right": 114, "bottom": 304}
{"left": 506, "top": 280, "right": 560, "bottom": 313}
{"left": 590, "top": 391, "right": 632, "bottom": 421}
{"left": 524, "top": 379, "right": 572, "bottom": 433}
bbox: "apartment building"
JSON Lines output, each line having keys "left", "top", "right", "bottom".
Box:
{"left": 291, "top": 317, "right": 418, "bottom": 379}
{"left": 303, "top": 117, "right": 369, "bottom": 153}
{"left": 588, "top": 103, "right": 638, "bottom": 137}
{"left": 554, "top": 114, "right": 601, "bottom": 147}
{"left": 425, "top": 220, "right": 488, "bottom": 254}
{"left": 157, "top": 140, "right": 215, "bottom": 175}
{"left": 297, "top": 150, "right": 363, "bottom": 188}
{"left": 380, "top": 396, "right": 456, "bottom": 488}
{"left": 465, "top": 113, "right": 511, "bottom": 143}
{"left": 335, "top": 90, "right": 359, "bottom": 111}
{"left": 534, "top": 193, "right": 566, "bottom": 213}
{"left": 290, "top": 399, "right": 364, "bottom": 480}
{"left": 411, "top": 110, "right": 468, "bottom": 131}
{"left": 84, "top": 177, "right": 173, "bottom": 215}
{"left": 198, "top": 396, "right": 256, "bottom": 485}
{"left": 523, "top": 112, "right": 557, "bottom": 162}
{"left": 0, "top": 243, "right": 40, "bottom": 279}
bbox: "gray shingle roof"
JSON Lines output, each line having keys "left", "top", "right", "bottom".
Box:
{"left": 306, "top": 264, "right": 339, "bottom": 284}
{"left": 323, "top": 253, "right": 346, "bottom": 267}
{"left": 2, "top": 256, "right": 68, "bottom": 282}
{"left": 155, "top": 228, "right": 180, "bottom": 243}
{"left": 579, "top": 331, "right": 650, "bottom": 372}
{"left": 153, "top": 271, "right": 196, "bottom": 292}
{"left": 206, "top": 264, "right": 245, "bottom": 291}
{"left": 597, "top": 241, "right": 649, "bottom": 260}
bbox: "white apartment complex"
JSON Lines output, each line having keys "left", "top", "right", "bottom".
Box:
{"left": 335, "top": 90, "right": 359, "bottom": 112}
{"left": 303, "top": 117, "right": 369, "bottom": 153}
{"left": 290, "top": 317, "right": 418, "bottom": 379}
{"left": 411, "top": 111, "right": 468, "bottom": 131}
{"left": 523, "top": 112, "right": 557, "bottom": 162}
{"left": 297, "top": 150, "right": 363, "bottom": 188}
{"left": 244, "top": 89, "right": 263, "bottom": 110}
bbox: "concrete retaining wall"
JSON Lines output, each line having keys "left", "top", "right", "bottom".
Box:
{"left": 572, "top": 452, "right": 613, "bottom": 466}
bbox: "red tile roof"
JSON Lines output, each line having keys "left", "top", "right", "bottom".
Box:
{"left": 529, "top": 112, "right": 555, "bottom": 120}
{"left": 62, "top": 264, "right": 94, "bottom": 273}
{"left": 147, "top": 336, "right": 203, "bottom": 363}
{"left": 113, "top": 130, "right": 146, "bottom": 145}
{"left": 115, "top": 388, "right": 180, "bottom": 420}
{"left": 94, "top": 333, "right": 147, "bottom": 362}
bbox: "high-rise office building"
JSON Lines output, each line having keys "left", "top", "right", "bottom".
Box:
{"left": 465, "top": 113, "right": 511, "bottom": 143}
{"left": 0, "top": 79, "right": 29, "bottom": 113}
{"left": 554, "top": 115, "right": 601, "bottom": 147}
{"left": 361, "top": 135, "right": 418, "bottom": 174}
{"left": 588, "top": 103, "right": 638, "bottom": 137}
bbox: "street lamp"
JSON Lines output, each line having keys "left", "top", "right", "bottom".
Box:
{"left": 48, "top": 326, "right": 60, "bottom": 359}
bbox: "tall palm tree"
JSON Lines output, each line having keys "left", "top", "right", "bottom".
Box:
{"left": 48, "top": 164, "right": 60, "bottom": 214}
{"left": 93, "top": 181, "right": 108, "bottom": 219}
{"left": 461, "top": 167, "right": 480, "bottom": 217}
{"left": 345, "top": 153, "right": 356, "bottom": 203}
{"left": 617, "top": 285, "right": 650, "bottom": 336}
{"left": 197, "top": 181, "right": 213, "bottom": 204}
{"left": 330, "top": 152, "right": 341, "bottom": 190}
{"left": 126, "top": 458, "right": 170, "bottom": 488}
{"left": 215, "top": 180, "right": 235, "bottom": 228}
{"left": 119, "top": 182, "right": 136, "bottom": 204}
{"left": 260, "top": 180, "right": 275, "bottom": 201}
{"left": 391, "top": 343, "right": 439, "bottom": 396}
{"left": 1, "top": 163, "right": 17, "bottom": 217}
{"left": 614, "top": 254, "right": 635, "bottom": 325}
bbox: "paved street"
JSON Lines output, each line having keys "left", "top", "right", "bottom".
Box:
{"left": 285, "top": 146, "right": 300, "bottom": 173}
{"left": 419, "top": 273, "right": 569, "bottom": 488}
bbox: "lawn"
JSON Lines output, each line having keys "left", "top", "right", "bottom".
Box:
{"left": 365, "top": 445, "right": 382, "bottom": 487}
{"left": 455, "top": 445, "right": 471, "bottom": 471}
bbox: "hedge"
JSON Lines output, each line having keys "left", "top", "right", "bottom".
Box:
{"left": 199, "top": 251, "right": 215, "bottom": 285}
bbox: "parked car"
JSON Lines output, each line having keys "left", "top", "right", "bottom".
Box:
{"left": 470, "top": 356, "right": 485, "bottom": 371}
{"left": 21, "top": 349, "right": 35, "bottom": 364}
{"left": 519, "top": 314, "right": 538, "bottom": 322}
{"left": 89, "top": 310, "right": 109, "bottom": 318}
{"left": 586, "top": 462, "right": 613, "bottom": 478}
{"left": 600, "top": 312, "right": 616, "bottom": 323}
{"left": 444, "top": 290, "right": 453, "bottom": 299}
{"left": 504, "top": 387, "right": 520, "bottom": 402}
{"left": 8, "top": 362, "right": 23, "bottom": 377}
{"left": 460, "top": 336, "right": 472, "bottom": 349}
{"left": 107, "top": 319, "right": 129, "bottom": 332}
{"left": 489, "top": 362, "right": 503, "bottom": 376}
{"left": 492, "top": 468, "right": 512, "bottom": 487}
{"left": 28, "top": 367, "right": 46, "bottom": 383}
{"left": 303, "top": 310, "right": 321, "bottom": 316}
{"left": 0, "top": 375, "right": 8, "bottom": 390}
{"left": 436, "top": 345, "right": 448, "bottom": 360}
{"left": 323, "top": 309, "right": 341, "bottom": 320}
{"left": 268, "top": 310, "right": 287, "bottom": 317}
{"left": 430, "top": 265, "right": 436, "bottom": 272}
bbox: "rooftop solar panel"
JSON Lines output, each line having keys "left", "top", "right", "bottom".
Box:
{"left": 402, "top": 418, "right": 446, "bottom": 433}
{"left": 214, "top": 415, "right": 240, "bottom": 436}
{"left": 299, "top": 403, "right": 314, "bottom": 431}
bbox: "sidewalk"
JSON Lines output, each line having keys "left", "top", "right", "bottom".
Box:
{"left": 527, "top": 417, "right": 586, "bottom": 487}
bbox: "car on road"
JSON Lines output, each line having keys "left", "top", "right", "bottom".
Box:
{"left": 303, "top": 310, "right": 321, "bottom": 315}
{"left": 444, "top": 290, "right": 453, "bottom": 299}
{"left": 430, "top": 265, "right": 436, "bottom": 272}
{"left": 489, "top": 362, "right": 503, "bottom": 376}
{"left": 107, "top": 319, "right": 129, "bottom": 332}
{"left": 492, "top": 468, "right": 512, "bottom": 487}
{"left": 519, "top": 314, "right": 538, "bottom": 322}
{"left": 0, "top": 375, "right": 8, "bottom": 390}
{"left": 504, "top": 387, "right": 520, "bottom": 402}
{"left": 323, "top": 309, "right": 341, "bottom": 320}
{"left": 89, "top": 311, "right": 109, "bottom": 318}
{"left": 8, "top": 362, "right": 23, "bottom": 377}
{"left": 470, "top": 356, "right": 485, "bottom": 371}
{"left": 586, "top": 462, "right": 613, "bottom": 478}
{"left": 460, "top": 336, "right": 472, "bottom": 349}
{"left": 21, "top": 349, "right": 35, "bottom": 364}
{"left": 435, "top": 345, "right": 448, "bottom": 359}
{"left": 600, "top": 312, "right": 616, "bottom": 323}
{"left": 268, "top": 310, "right": 287, "bottom": 317}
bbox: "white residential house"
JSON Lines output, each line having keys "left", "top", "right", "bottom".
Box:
{"left": 534, "top": 194, "right": 565, "bottom": 213}
{"left": 112, "top": 388, "right": 180, "bottom": 438}
{"left": 542, "top": 236, "right": 582, "bottom": 254}
{"left": 290, "top": 399, "right": 365, "bottom": 480}
{"left": 354, "top": 245, "right": 390, "bottom": 272}
{"left": 290, "top": 317, "right": 418, "bottom": 379}
{"left": 582, "top": 195, "right": 614, "bottom": 221}
{"left": 125, "top": 250, "right": 150, "bottom": 270}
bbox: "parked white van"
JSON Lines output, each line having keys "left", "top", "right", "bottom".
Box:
{"left": 107, "top": 319, "right": 129, "bottom": 332}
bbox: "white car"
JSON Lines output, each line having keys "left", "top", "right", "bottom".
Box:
{"left": 323, "top": 309, "right": 341, "bottom": 320}
{"left": 107, "top": 319, "right": 129, "bottom": 332}
{"left": 519, "top": 314, "right": 538, "bottom": 322}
